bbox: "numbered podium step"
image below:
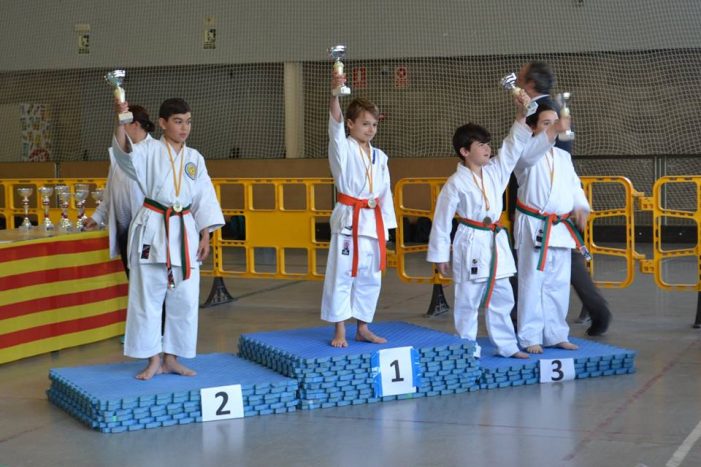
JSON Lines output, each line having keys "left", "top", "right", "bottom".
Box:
{"left": 47, "top": 354, "right": 298, "bottom": 433}
{"left": 476, "top": 337, "right": 636, "bottom": 389}
{"left": 238, "top": 321, "right": 482, "bottom": 410}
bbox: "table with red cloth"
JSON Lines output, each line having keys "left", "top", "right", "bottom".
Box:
{"left": 0, "top": 229, "right": 127, "bottom": 364}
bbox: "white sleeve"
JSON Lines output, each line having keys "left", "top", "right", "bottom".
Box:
{"left": 379, "top": 156, "right": 397, "bottom": 230}
{"left": 328, "top": 113, "right": 347, "bottom": 182}
{"left": 427, "top": 182, "right": 459, "bottom": 264}
{"left": 515, "top": 130, "right": 556, "bottom": 171}
{"left": 191, "top": 157, "right": 225, "bottom": 233}
{"left": 491, "top": 121, "right": 531, "bottom": 187}
{"left": 111, "top": 136, "right": 139, "bottom": 182}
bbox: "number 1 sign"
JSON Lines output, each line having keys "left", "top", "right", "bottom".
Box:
{"left": 371, "top": 346, "right": 422, "bottom": 397}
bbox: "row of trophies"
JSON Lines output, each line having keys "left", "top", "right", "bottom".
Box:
{"left": 16, "top": 184, "right": 104, "bottom": 232}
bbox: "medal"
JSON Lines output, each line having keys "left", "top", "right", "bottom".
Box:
{"left": 367, "top": 198, "right": 377, "bottom": 208}
{"left": 173, "top": 200, "right": 182, "bottom": 213}
{"left": 482, "top": 216, "right": 492, "bottom": 225}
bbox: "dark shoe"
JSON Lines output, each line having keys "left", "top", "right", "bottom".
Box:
{"left": 586, "top": 311, "right": 611, "bottom": 336}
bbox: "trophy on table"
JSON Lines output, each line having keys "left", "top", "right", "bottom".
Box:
{"left": 328, "top": 45, "right": 351, "bottom": 97}
{"left": 54, "top": 185, "right": 72, "bottom": 232}
{"left": 557, "top": 92, "right": 576, "bottom": 142}
{"left": 104, "top": 69, "right": 133, "bottom": 125}
{"left": 16, "top": 186, "right": 34, "bottom": 230}
{"left": 91, "top": 189, "right": 105, "bottom": 229}
{"left": 74, "top": 184, "right": 91, "bottom": 231}
{"left": 500, "top": 72, "right": 538, "bottom": 117}
{"left": 38, "top": 186, "right": 54, "bottom": 230}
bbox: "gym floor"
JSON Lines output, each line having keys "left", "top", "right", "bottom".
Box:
{"left": 1, "top": 253, "right": 700, "bottom": 467}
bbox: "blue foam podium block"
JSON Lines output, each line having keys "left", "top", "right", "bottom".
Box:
{"left": 47, "top": 353, "right": 298, "bottom": 433}
{"left": 476, "top": 337, "right": 636, "bottom": 389}
{"left": 238, "top": 321, "right": 481, "bottom": 410}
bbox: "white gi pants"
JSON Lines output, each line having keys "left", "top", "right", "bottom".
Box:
{"left": 124, "top": 253, "right": 200, "bottom": 359}
{"left": 321, "top": 233, "right": 381, "bottom": 323}
{"left": 454, "top": 278, "right": 520, "bottom": 357}
{"left": 517, "top": 235, "right": 571, "bottom": 347}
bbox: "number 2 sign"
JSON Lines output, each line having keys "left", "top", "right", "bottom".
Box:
{"left": 371, "top": 346, "right": 422, "bottom": 397}
{"left": 201, "top": 384, "right": 244, "bottom": 422}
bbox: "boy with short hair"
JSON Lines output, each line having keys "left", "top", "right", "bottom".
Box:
{"left": 321, "top": 71, "right": 397, "bottom": 348}
{"left": 112, "top": 97, "right": 224, "bottom": 379}
{"left": 427, "top": 94, "right": 568, "bottom": 358}
{"left": 514, "top": 104, "right": 589, "bottom": 354}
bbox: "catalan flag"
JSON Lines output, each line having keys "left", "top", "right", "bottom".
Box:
{"left": 0, "top": 231, "right": 127, "bottom": 364}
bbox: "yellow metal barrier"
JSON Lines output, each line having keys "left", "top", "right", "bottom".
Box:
{"left": 213, "top": 178, "right": 334, "bottom": 281}
{"left": 647, "top": 176, "right": 701, "bottom": 292}
{"left": 394, "top": 176, "right": 639, "bottom": 289}
{"left": 580, "top": 176, "right": 638, "bottom": 288}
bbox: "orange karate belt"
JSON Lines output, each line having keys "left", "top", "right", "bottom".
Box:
{"left": 458, "top": 217, "right": 506, "bottom": 311}
{"left": 336, "top": 193, "right": 386, "bottom": 277}
{"left": 515, "top": 199, "right": 590, "bottom": 272}
{"left": 143, "top": 198, "right": 192, "bottom": 288}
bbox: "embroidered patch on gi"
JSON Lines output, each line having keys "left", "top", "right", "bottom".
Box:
{"left": 341, "top": 237, "right": 350, "bottom": 256}
{"left": 185, "top": 162, "right": 197, "bottom": 180}
{"left": 141, "top": 244, "right": 151, "bottom": 259}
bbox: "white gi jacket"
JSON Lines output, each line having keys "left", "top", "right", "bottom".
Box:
{"left": 513, "top": 146, "right": 590, "bottom": 250}
{"left": 328, "top": 114, "right": 397, "bottom": 238}
{"left": 93, "top": 135, "right": 152, "bottom": 258}
{"left": 427, "top": 121, "right": 554, "bottom": 283}
{"left": 111, "top": 136, "right": 225, "bottom": 269}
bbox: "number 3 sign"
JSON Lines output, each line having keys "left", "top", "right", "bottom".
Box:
{"left": 539, "top": 358, "right": 575, "bottom": 383}
{"left": 201, "top": 384, "right": 244, "bottom": 422}
{"left": 371, "top": 346, "right": 422, "bottom": 397}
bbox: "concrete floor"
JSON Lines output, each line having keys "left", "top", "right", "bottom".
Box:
{"left": 1, "top": 253, "right": 701, "bottom": 467}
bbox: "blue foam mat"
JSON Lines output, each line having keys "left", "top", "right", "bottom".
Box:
{"left": 48, "top": 353, "right": 299, "bottom": 432}
{"left": 239, "top": 321, "right": 472, "bottom": 358}
{"left": 239, "top": 321, "right": 482, "bottom": 410}
{"left": 476, "top": 337, "right": 636, "bottom": 389}
{"left": 49, "top": 353, "right": 294, "bottom": 399}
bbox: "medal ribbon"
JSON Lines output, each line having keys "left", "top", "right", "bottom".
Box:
{"left": 165, "top": 142, "right": 185, "bottom": 211}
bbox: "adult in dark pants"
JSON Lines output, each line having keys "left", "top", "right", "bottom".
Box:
{"left": 508, "top": 61, "right": 611, "bottom": 336}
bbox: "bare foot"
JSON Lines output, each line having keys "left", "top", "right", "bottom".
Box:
{"left": 555, "top": 341, "right": 578, "bottom": 350}
{"left": 330, "top": 322, "right": 348, "bottom": 348}
{"left": 526, "top": 344, "right": 543, "bottom": 354}
{"left": 511, "top": 351, "right": 530, "bottom": 359}
{"left": 355, "top": 323, "right": 387, "bottom": 344}
{"left": 135, "top": 355, "right": 162, "bottom": 380}
{"left": 161, "top": 354, "right": 196, "bottom": 376}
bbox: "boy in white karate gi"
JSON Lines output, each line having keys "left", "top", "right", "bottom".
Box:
{"left": 427, "top": 94, "right": 568, "bottom": 358}
{"left": 514, "top": 104, "right": 589, "bottom": 354}
{"left": 112, "top": 97, "right": 224, "bottom": 379}
{"left": 321, "top": 71, "right": 397, "bottom": 348}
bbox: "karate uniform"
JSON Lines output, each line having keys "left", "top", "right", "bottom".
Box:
{"left": 112, "top": 136, "right": 224, "bottom": 359}
{"left": 427, "top": 121, "right": 553, "bottom": 357}
{"left": 513, "top": 146, "right": 589, "bottom": 348}
{"left": 92, "top": 134, "right": 152, "bottom": 262}
{"left": 321, "top": 113, "right": 397, "bottom": 323}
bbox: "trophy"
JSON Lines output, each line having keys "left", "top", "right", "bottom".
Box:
{"left": 104, "top": 69, "right": 133, "bottom": 125}
{"left": 557, "top": 92, "right": 575, "bottom": 142}
{"left": 500, "top": 73, "right": 538, "bottom": 116}
{"left": 54, "top": 185, "right": 72, "bottom": 232}
{"left": 91, "top": 189, "right": 105, "bottom": 229}
{"left": 16, "top": 187, "right": 34, "bottom": 230}
{"left": 38, "top": 186, "right": 54, "bottom": 230}
{"left": 328, "top": 45, "right": 351, "bottom": 97}
{"left": 74, "top": 184, "right": 91, "bottom": 231}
